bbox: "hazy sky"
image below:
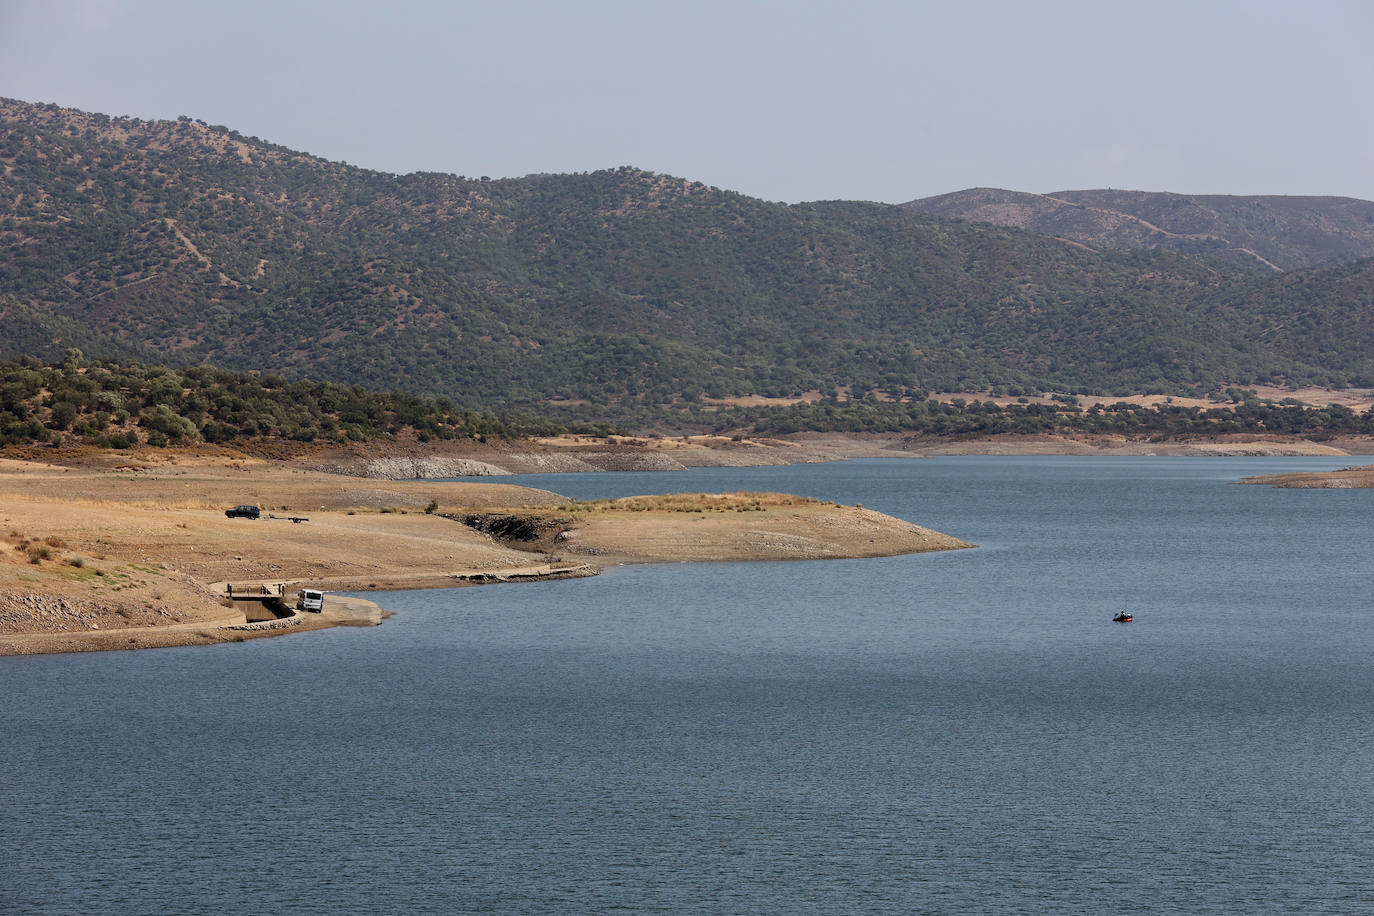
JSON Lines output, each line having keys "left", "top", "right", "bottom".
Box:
{"left": 3, "top": 0, "right": 1372, "bottom": 203}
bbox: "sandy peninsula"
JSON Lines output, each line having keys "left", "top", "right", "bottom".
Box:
{"left": 1237, "top": 464, "right": 1374, "bottom": 488}
{"left": 0, "top": 452, "right": 969, "bottom": 656}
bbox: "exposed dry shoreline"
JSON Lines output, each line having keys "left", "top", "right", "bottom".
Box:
{"left": 0, "top": 454, "right": 969, "bottom": 656}
{"left": 298, "top": 430, "right": 1372, "bottom": 480}
{"left": 1238, "top": 464, "right": 1374, "bottom": 488}
{"left": 4, "top": 430, "right": 1362, "bottom": 656}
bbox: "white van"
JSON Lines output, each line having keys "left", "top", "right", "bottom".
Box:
{"left": 296, "top": 589, "right": 325, "bottom": 613}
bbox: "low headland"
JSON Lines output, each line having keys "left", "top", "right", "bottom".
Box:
{"left": 0, "top": 451, "right": 969, "bottom": 656}
{"left": 1237, "top": 465, "right": 1374, "bottom": 488}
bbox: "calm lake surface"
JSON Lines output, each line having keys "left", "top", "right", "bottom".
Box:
{"left": 3, "top": 457, "right": 1372, "bottom": 914}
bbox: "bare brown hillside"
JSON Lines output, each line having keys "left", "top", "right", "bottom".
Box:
{"left": 905, "top": 188, "right": 1374, "bottom": 271}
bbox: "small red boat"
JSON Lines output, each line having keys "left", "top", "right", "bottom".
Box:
{"left": 1112, "top": 612, "right": 1133, "bottom": 623}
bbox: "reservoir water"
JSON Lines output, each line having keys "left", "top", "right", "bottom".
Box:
{"left": 3, "top": 457, "right": 1372, "bottom": 913}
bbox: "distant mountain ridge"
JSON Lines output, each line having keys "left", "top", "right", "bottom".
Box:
{"left": 904, "top": 188, "right": 1374, "bottom": 272}
{"left": 4, "top": 96, "right": 1374, "bottom": 419}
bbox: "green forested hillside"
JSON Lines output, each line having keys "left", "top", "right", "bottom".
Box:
{"left": 0, "top": 354, "right": 577, "bottom": 449}
{"left": 4, "top": 354, "right": 1368, "bottom": 452}
{"left": 1203, "top": 259, "right": 1374, "bottom": 384}
{"left": 4, "top": 97, "right": 1374, "bottom": 425}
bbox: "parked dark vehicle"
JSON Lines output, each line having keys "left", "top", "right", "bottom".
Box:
{"left": 225, "top": 505, "right": 261, "bottom": 519}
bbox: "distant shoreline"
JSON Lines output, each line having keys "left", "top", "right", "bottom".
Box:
{"left": 311, "top": 431, "right": 1373, "bottom": 480}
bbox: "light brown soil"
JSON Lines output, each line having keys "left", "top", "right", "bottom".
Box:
{"left": 0, "top": 457, "right": 967, "bottom": 656}
{"left": 782, "top": 431, "right": 1363, "bottom": 458}
{"left": 477, "top": 492, "right": 970, "bottom": 564}
{"left": 1237, "top": 464, "right": 1374, "bottom": 488}
{"left": 700, "top": 386, "right": 1374, "bottom": 413}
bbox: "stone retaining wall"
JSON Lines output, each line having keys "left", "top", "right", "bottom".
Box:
{"left": 223, "top": 610, "right": 304, "bottom": 632}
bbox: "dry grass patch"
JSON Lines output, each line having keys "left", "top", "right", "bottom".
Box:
{"left": 566, "top": 491, "right": 827, "bottom": 514}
